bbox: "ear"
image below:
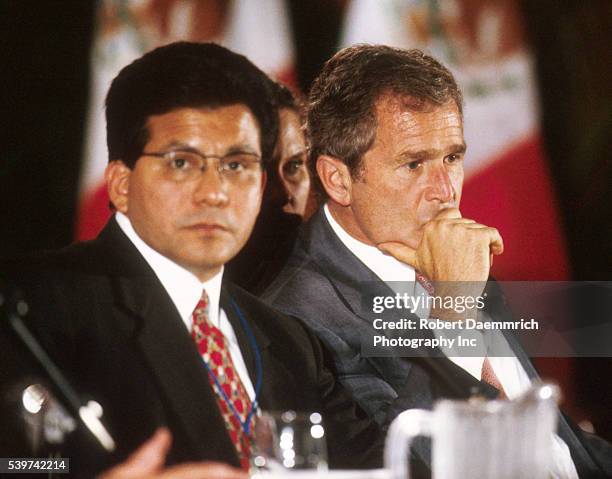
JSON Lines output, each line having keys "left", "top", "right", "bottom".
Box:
{"left": 105, "top": 161, "right": 131, "bottom": 214}
{"left": 316, "top": 155, "right": 353, "bottom": 206}
{"left": 256, "top": 169, "right": 268, "bottom": 210}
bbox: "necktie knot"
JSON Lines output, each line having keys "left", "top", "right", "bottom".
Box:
{"left": 196, "top": 288, "right": 210, "bottom": 312}
{"left": 416, "top": 271, "right": 435, "bottom": 295}
{"left": 191, "top": 289, "right": 212, "bottom": 342}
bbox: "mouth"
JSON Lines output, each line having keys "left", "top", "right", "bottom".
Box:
{"left": 186, "top": 223, "right": 230, "bottom": 234}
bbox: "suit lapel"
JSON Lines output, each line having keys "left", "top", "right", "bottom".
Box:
{"left": 220, "top": 285, "right": 271, "bottom": 388}
{"left": 100, "top": 220, "right": 240, "bottom": 466}
{"left": 304, "top": 209, "right": 385, "bottom": 319}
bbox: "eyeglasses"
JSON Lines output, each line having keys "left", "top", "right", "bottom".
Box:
{"left": 141, "top": 149, "right": 263, "bottom": 183}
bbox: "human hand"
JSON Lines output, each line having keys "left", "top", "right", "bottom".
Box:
{"left": 378, "top": 208, "right": 503, "bottom": 318}
{"left": 98, "top": 428, "right": 247, "bottom": 479}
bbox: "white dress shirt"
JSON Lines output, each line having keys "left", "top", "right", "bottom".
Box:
{"left": 115, "top": 212, "right": 255, "bottom": 401}
{"left": 324, "top": 204, "right": 578, "bottom": 479}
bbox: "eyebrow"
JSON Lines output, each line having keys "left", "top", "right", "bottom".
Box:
{"left": 160, "top": 141, "right": 261, "bottom": 156}
{"left": 285, "top": 149, "right": 308, "bottom": 161}
{"left": 396, "top": 143, "right": 467, "bottom": 162}
{"left": 225, "top": 145, "right": 261, "bottom": 156}
{"left": 160, "top": 141, "right": 199, "bottom": 153}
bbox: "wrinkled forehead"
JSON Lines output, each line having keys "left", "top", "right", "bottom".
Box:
{"left": 369, "top": 94, "right": 465, "bottom": 155}
{"left": 374, "top": 92, "right": 462, "bottom": 120}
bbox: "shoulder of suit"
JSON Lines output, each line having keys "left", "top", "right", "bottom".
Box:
{"left": 0, "top": 228, "right": 146, "bottom": 306}
{"left": 226, "top": 281, "right": 288, "bottom": 321}
{"left": 2, "top": 236, "right": 107, "bottom": 281}
{"left": 1, "top": 219, "right": 154, "bottom": 285}
{"left": 226, "top": 281, "right": 318, "bottom": 339}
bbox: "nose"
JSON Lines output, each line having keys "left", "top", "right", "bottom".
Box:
{"left": 193, "top": 168, "right": 229, "bottom": 207}
{"left": 424, "top": 163, "right": 454, "bottom": 204}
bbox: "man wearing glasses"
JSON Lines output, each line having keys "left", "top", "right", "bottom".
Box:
{"left": 2, "top": 42, "right": 381, "bottom": 478}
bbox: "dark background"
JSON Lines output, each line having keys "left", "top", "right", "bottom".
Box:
{"left": 2, "top": 0, "right": 611, "bottom": 437}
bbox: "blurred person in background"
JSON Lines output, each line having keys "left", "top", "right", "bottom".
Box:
{"left": 227, "top": 82, "right": 314, "bottom": 294}
{"left": 270, "top": 83, "right": 311, "bottom": 218}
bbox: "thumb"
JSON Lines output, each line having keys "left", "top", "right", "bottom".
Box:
{"left": 378, "top": 241, "right": 418, "bottom": 268}
{"left": 101, "top": 428, "right": 172, "bottom": 478}
{"left": 434, "top": 207, "right": 462, "bottom": 220}
{"left": 125, "top": 428, "right": 172, "bottom": 472}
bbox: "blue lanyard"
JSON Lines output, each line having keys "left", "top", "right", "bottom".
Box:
{"left": 203, "top": 297, "right": 263, "bottom": 436}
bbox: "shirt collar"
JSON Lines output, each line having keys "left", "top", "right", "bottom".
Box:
{"left": 323, "top": 204, "right": 415, "bottom": 283}
{"left": 115, "top": 212, "right": 223, "bottom": 331}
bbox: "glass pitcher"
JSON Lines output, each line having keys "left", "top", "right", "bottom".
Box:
{"left": 385, "top": 382, "right": 560, "bottom": 479}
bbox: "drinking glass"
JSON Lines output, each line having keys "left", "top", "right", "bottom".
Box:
{"left": 251, "top": 410, "right": 328, "bottom": 473}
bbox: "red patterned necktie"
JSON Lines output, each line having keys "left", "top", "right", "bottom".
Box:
{"left": 481, "top": 356, "right": 507, "bottom": 399}
{"left": 415, "top": 271, "right": 435, "bottom": 295}
{"left": 191, "top": 289, "right": 253, "bottom": 470}
{"left": 416, "top": 273, "right": 507, "bottom": 399}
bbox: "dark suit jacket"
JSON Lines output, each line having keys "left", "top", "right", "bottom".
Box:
{"left": 0, "top": 218, "right": 382, "bottom": 477}
{"left": 263, "top": 208, "right": 612, "bottom": 478}
{"left": 226, "top": 206, "right": 302, "bottom": 295}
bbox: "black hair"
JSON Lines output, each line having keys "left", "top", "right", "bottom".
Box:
{"left": 105, "top": 41, "right": 278, "bottom": 169}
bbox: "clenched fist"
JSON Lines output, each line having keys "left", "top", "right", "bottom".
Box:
{"left": 378, "top": 208, "right": 503, "bottom": 320}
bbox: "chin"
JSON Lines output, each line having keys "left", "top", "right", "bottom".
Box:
{"left": 197, "top": 250, "right": 235, "bottom": 268}
{"left": 182, "top": 247, "right": 234, "bottom": 270}
{"left": 398, "top": 235, "right": 420, "bottom": 251}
